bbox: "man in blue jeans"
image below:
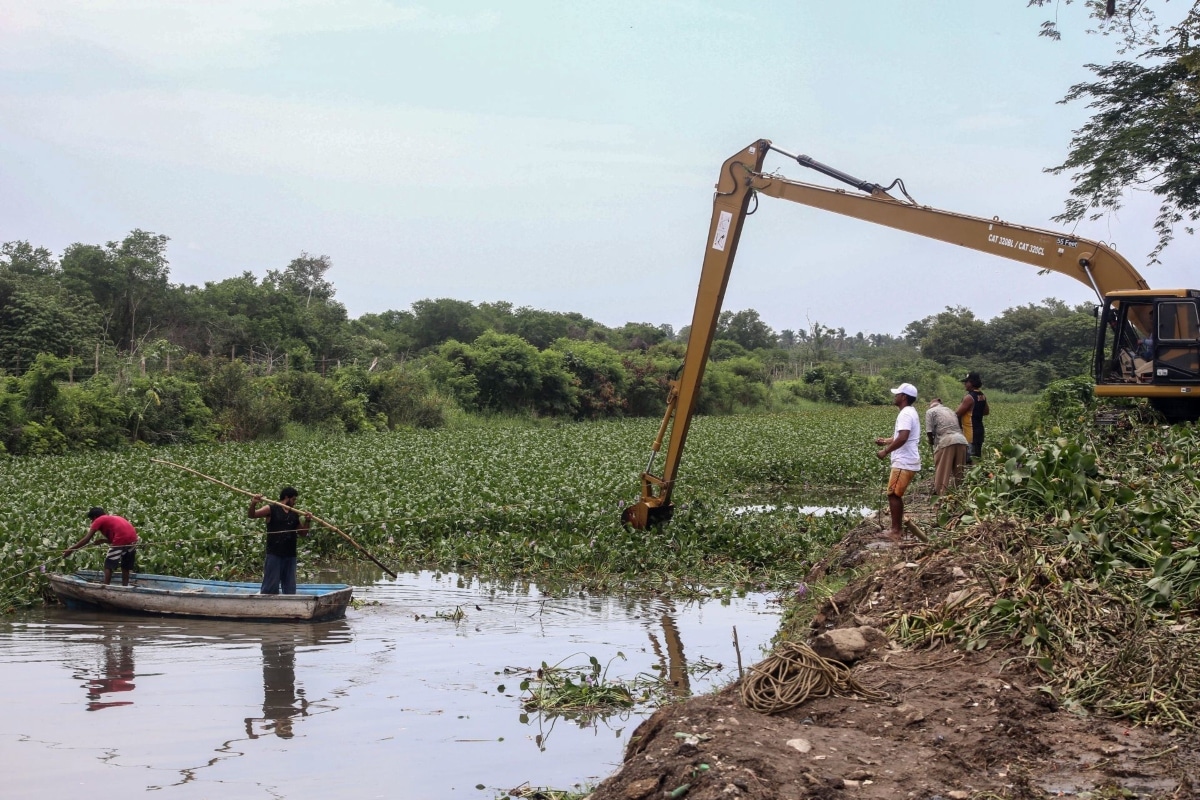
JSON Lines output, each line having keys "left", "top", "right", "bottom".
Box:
{"left": 249, "top": 487, "right": 312, "bottom": 594}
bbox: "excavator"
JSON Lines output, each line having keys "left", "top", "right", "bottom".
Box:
{"left": 623, "top": 139, "right": 1200, "bottom": 529}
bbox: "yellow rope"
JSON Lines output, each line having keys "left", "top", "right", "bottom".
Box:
{"left": 739, "top": 641, "right": 889, "bottom": 715}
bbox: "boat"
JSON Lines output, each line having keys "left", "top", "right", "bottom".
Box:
{"left": 48, "top": 570, "right": 353, "bottom": 622}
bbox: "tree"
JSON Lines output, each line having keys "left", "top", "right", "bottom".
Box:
{"left": 61, "top": 230, "right": 171, "bottom": 351}
{"left": 1031, "top": 0, "right": 1200, "bottom": 258}
{"left": 268, "top": 252, "right": 335, "bottom": 307}
{"left": 717, "top": 308, "right": 778, "bottom": 351}
{"left": 916, "top": 306, "right": 989, "bottom": 362}
{"left": 1, "top": 241, "right": 58, "bottom": 276}
{"left": 407, "top": 298, "right": 486, "bottom": 351}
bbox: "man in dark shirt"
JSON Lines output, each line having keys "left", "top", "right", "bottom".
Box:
{"left": 249, "top": 487, "right": 312, "bottom": 595}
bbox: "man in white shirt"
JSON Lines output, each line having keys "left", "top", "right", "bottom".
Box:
{"left": 874, "top": 383, "right": 921, "bottom": 541}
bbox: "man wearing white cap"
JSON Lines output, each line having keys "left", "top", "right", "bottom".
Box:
{"left": 874, "top": 382, "right": 921, "bottom": 541}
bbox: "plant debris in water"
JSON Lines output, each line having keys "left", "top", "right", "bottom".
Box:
{"left": 517, "top": 653, "right": 636, "bottom": 721}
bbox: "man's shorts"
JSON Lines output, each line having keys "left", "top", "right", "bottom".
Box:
{"left": 105, "top": 545, "right": 137, "bottom": 572}
{"left": 887, "top": 468, "right": 917, "bottom": 498}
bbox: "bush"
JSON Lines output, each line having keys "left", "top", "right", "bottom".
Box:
{"left": 366, "top": 366, "right": 449, "bottom": 429}
{"left": 127, "top": 376, "right": 213, "bottom": 444}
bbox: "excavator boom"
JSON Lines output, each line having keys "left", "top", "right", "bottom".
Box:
{"left": 624, "top": 139, "right": 1195, "bottom": 529}
{"left": 752, "top": 144, "right": 1149, "bottom": 301}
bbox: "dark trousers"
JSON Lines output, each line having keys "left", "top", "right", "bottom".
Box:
{"left": 260, "top": 554, "right": 297, "bottom": 594}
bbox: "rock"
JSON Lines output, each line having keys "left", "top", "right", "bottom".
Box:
{"left": 810, "top": 626, "right": 889, "bottom": 663}
{"left": 622, "top": 777, "right": 659, "bottom": 799}
{"left": 947, "top": 792, "right": 970, "bottom": 800}
{"left": 951, "top": 566, "right": 967, "bottom": 579}
{"left": 786, "top": 738, "right": 813, "bottom": 753}
{"left": 893, "top": 703, "right": 927, "bottom": 726}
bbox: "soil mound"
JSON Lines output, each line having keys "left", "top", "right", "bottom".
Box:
{"left": 585, "top": 512, "right": 1198, "bottom": 800}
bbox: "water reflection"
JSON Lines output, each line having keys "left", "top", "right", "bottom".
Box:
{"left": 646, "top": 604, "right": 690, "bottom": 696}
{"left": 80, "top": 631, "right": 137, "bottom": 711}
{"left": 6, "top": 574, "right": 779, "bottom": 800}
{"left": 245, "top": 639, "right": 310, "bottom": 739}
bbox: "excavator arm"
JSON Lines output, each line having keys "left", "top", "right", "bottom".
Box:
{"left": 622, "top": 139, "right": 1152, "bottom": 529}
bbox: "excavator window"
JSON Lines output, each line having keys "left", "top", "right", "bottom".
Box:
{"left": 1155, "top": 301, "right": 1200, "bottom": 377}
{"left": 1104, "top": 301, "right": 1155, "bottom": 383}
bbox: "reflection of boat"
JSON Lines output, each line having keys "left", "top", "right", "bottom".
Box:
{"left": 49, "top": 570, "right": 352, "bottom": 622}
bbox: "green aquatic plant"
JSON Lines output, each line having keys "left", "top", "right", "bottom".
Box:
{"left": 519, "top": 653, "right": 635, "bottom": 720}
{"left": 0, "top": 403, "right": 1034, "bottom": 608}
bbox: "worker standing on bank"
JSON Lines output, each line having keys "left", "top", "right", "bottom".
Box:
{"left": 956, "top": 371, "right": 989, "bottom": 460}
{"left": 249, "top": 487, "right": 312, "bottom": 595}
{"left": 874, "top": 383, "right": 921, "bottom": 542}
{"left": 925, "top": 398, "right": 969, "bottom": 494}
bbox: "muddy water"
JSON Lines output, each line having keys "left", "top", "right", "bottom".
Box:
{"left": 1, "top": 571, "right": 781, "bottom": 799}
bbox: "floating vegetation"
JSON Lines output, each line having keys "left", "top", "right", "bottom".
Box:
{"left": 500, "top": 783, "right": 593, "bottom": 800}
{"left": 518, "top": 653, "right": 636, "bottom": 721}
{"left": 0, "top": 404, "right": 1033, "bottom": 609}
{"left": 433, "top": 605, "right": 466, "bottom": 622}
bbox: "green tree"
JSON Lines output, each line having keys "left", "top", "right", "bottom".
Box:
{"left": 1032, "top": 0, "right": 1200, "bottom": 258}
{"left": 267, "top": 252, "right": 335, "bottom": 307}
{"left": 551, "top": 338, "right": 629, "bottom": 418}
{"left": 717, "top": 308, "right": 777, "bottom": 351}
{"left": 407, "top": 298, "right": 487, "bottom": 351}
{"left": 0, "top": 272, "right": 97, "bottom": 372}
{"left": 61, "top": 230, "right": 171, "bottom": 351}
{"left": 916, "top": 306, "right": 989, "bottom": 362}
{"left": 1, "top": 240, "right": 58, "bottom": 276}
{"left": 432, "top": 332, "right": 576, "bottom": 415}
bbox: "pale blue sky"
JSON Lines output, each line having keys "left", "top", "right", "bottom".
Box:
{"left": 2, "top": 1, "right": 1194, "bottom": 336}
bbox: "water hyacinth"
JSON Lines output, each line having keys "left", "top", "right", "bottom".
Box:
{"left": 0, "top": 404, "right": 1032, "bottom": 609}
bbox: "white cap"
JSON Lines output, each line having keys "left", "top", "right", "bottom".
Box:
{"left": 890, "top": 382, "right": 918, "bottom": 399}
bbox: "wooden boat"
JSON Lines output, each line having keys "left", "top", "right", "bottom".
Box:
{"left": 48, "top": 570, "right": 353, "bottom": 622}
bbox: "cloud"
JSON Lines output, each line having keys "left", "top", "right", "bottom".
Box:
{"left": 0, "top": 88, "right": 707, "bottom": 191}
{"left": 0, "top": 1, "right": 498, "bottom": 71}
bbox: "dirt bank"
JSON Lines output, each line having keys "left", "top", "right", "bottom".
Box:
{"left": 584, "top": 513, "right": 1198, "bottom": 800}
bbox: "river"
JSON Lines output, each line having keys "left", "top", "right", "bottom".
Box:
{"left": 1, "top": 570, "right": 782, "bottom": 799}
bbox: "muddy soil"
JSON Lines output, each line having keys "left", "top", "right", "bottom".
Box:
{"left": 585, "top": 511, "right": 1198, "bottom": 800}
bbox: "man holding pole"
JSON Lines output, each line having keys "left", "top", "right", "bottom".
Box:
{"left": 249, "top": 487, "right": 312, "bottom": 595}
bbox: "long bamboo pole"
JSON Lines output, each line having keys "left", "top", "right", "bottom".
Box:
{"left": 150, "top": 458, "right": 398, "bottom": 579}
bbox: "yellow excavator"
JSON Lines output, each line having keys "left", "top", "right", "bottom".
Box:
{"left": 623, "top": 138, "right": 1200, "bottom": 529}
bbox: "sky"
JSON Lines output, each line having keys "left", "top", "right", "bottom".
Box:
{"left": 2, "top": 1, "right": 1195, "bottom": 338}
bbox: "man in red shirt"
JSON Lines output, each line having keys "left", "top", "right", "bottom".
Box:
{"left": 64, "top": 508, "right": 140, "bottom": 586}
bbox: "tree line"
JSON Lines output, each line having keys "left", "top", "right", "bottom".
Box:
{"left": 0, "top": 232, "right": 1098, "bottom": 454}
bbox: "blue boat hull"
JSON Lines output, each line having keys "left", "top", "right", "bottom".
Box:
{"left": 49, "top": 570, "right": 353, "bottom": 622}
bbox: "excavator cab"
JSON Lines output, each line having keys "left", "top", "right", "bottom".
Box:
{"left": 1095, "top": 291, "right": 1200, "bottom": 420}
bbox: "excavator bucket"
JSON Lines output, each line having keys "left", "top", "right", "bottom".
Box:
{"left": 622, "top": 500, "right": 674, "bottom": 529}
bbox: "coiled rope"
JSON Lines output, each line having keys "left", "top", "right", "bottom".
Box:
{"left": 739, "top": 641, "right": 889, "bottom": 715}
